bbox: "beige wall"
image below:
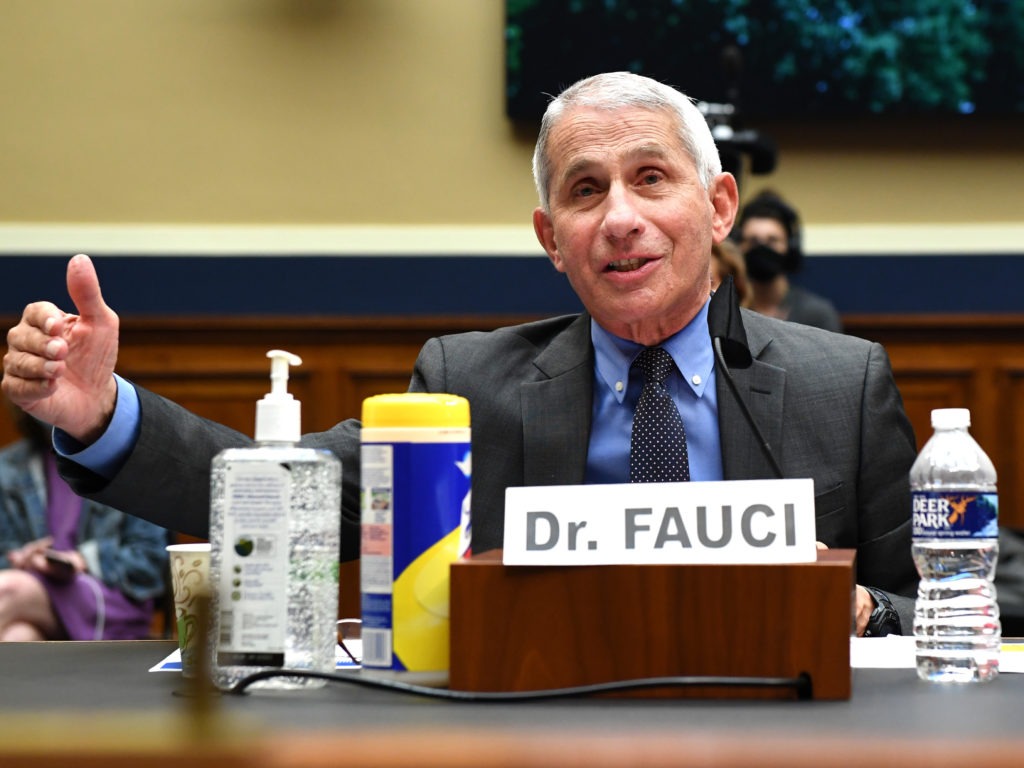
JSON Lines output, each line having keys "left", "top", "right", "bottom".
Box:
{"left": 1, "top": 0, "right": 1021, "bottom": 232}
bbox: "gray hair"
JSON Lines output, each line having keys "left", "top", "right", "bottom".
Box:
{"left": 531, "top": 72, "right": 722, "bottom": 212}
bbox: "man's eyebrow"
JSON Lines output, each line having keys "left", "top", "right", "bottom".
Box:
{"left": 559, "top": 156, "right": 599, "bottom": 187}
{"left": 559, "top": 144, "right": 673, "bottom": 186}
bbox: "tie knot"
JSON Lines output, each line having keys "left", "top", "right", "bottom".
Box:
{"left": 635, "top": 347, "right": 675, "bottom": 386}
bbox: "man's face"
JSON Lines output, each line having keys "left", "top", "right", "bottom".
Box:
{"left": 533, "top": 106, "right": 737, "bottom": 345}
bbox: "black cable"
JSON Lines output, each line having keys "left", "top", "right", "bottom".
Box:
{"left": 227, "top": 669, "right": 813, "bottom": 701}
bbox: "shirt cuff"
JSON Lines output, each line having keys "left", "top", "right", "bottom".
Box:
{"left": 52, "top": 374, "right": 141, "bottom": 480}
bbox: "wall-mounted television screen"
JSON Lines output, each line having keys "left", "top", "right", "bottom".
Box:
{"left": 506, "top": 0, "right": 1024, "bottom": 122}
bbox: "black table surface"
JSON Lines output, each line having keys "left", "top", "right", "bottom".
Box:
{"left": 0, "top": 639, "right": 1019, "bottom": 732}
{"left": 6, "top": 638, "right": 1024, "bottom": 768}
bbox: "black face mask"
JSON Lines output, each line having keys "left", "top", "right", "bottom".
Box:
{"left": 745, "top": 244, "right": 788, "bottom": 283}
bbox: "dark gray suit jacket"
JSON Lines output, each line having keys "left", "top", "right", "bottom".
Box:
{"left": 63, "top": 309, "right": 919, "bottom": 630}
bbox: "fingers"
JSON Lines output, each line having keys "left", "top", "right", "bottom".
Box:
{"left": 854, "top": 585, "right": 874, "bottom": 636}
{"left": 1, "top": 373, "right": 59, "bottom": 411}
{"left": 26, "top": 537, "right": 54, "bottom": 554}
{"left": 5, "top": 314, "right": 65, "bottom": 365}
{"left": 7, "top": 549, "right": 27, "bottom": 569}
{"left": 3, "top": 303, "right": 70, "bottom": 404}
{"left": 20, "top": 299, "right": 67, "bottom": 334}
{"left": 10, "top": 301, "right": 69, "bottom": 350}
{"left": 6, "top": 537, "right": 53, "bottom": 570}
{"left": 66, "top": 254, "right": 113, "bottom": 323}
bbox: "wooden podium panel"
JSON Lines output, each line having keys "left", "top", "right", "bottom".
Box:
{"left": 449, "top": 550, "right": 854, "bottom": 700}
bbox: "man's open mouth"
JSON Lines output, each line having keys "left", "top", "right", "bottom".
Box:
{"left": 606, "top": 258, "right": 647, "bottom": 273}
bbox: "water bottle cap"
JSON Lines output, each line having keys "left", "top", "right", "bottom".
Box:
{"left": 931, "top": 408, "right": 970, "bottom": 429}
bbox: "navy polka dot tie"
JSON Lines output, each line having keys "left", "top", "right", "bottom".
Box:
{"left": 630, "top": 347, "right": 690, "bottom": 483}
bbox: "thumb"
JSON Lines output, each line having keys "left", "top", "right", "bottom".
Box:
{"left": 66, "top": 254, "right": 111, "bottom": 321}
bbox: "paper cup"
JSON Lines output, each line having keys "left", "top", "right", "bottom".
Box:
{"left": 166, "top": 543, "right": 211, "bottom": 677}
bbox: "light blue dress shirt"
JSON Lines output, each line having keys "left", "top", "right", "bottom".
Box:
{"left": 53, "top": 374, "right": 139, "bottom": 479}
{"left": 585, "top": 299, "right": 723, "bottom": 484}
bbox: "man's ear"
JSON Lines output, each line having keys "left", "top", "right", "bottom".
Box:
{"left": 533, "top": 207, "right": 566, "bottom": 273}
{"left": 709, "top": 173, "right": 740, "bottom": 243}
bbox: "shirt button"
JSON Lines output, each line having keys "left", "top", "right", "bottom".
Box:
{"left": 691, "top": 374, "right": 702, "bottom": 386}
{"left": 615, "top": 381, "right": 624, "bottom": 392}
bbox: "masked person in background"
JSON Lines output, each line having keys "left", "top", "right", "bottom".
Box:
{"left": 0, "top": 400, "right": 169, "bottom": 640}
{"left": 734, "top": 190, "right": 843, "bottom": 333}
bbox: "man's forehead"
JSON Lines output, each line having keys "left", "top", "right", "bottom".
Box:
{"left": 547, "top": 106, "right": 684, "bottom": 177}
{"left": 742, "top": 217, "right": 789, "bottom": 236}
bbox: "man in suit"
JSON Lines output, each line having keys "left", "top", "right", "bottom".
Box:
{"left": 2, "top": 72, "right": 917, "bottom": 635}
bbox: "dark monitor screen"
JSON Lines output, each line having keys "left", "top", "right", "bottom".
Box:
{"left": 506, "top": 1, "right": 1024, "bottom": 122}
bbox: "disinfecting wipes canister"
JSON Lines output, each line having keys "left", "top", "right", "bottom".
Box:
{"left": 359, "top": 393, "right": 471, "bottom": 679}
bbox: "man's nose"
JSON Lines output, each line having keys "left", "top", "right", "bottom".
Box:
{"left": 600, "top": 185, "right": 644, "bottom": 241}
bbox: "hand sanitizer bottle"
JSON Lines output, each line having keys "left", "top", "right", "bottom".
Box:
{"left": 208, "top": 350, "right": 341, "bottom": 690}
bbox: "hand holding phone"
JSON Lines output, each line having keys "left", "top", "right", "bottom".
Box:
{"left": 43, "top": 549, "right": 78, "bottom": 581}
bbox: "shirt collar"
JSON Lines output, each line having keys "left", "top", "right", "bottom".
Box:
{"left": 591, "top": 300, "right": 714, "bottom": 404}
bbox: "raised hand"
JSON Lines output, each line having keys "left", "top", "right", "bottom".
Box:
{"left": 3, "top": 254, "right": 120, "bottom": 443}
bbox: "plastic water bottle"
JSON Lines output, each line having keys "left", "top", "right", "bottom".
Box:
{"left": 911, "top": 408, "right": 1000, "bottom": 683}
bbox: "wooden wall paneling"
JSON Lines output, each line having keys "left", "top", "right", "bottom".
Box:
{"left": 970, "top": 351, "right": 1006, "bottom": 488}
{"left": 300, "top": 351, "right": 346, "bottom": 435}
{"left": 870, "top": 338, "right": 997, "bottom": 434}
{"left": 894, "top": 378, "right": 973, "bottom": 450}
{"left": 848, "top": 315, "right": 1024, "bottom": 529}
{"left": 884, "top": 368, "right": 976, "bottom": 451}
{"left": 878, "top": 342, "right": 1009, "bottom": 522}
{"left": 994, "top": 359, "right": 1024, "bottom": 530}
{"left": 877, "top": 339, "right": 977, "bottom": 446}
{"left": 344, "top": 366, "right": 419, "bottom": 420}
{"left": 326, "top": 342, "right": 424, "bottom": 425}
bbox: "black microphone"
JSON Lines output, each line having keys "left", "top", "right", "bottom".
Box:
{"left": 708, "top": 277, "right": 783, "bottom": 478}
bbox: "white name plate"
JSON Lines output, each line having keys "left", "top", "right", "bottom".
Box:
{"left": 503, "top": 479, "right": 817, "bottom": 566}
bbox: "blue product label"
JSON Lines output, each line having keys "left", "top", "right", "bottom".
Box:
{"left": 390, "top": 443, "right": 471, "bottom": 574}
{"left": 360, "top": 439, "right": 471, "bottom": 671}
{"left": 912, "top": 491, "right": 998, "bottom": 539}
{"left": 360, "top": 593, "right": 393, "bottom": 629}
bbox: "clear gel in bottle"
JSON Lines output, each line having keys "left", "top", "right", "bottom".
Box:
{"left": 208, "top": 350, "right": 341, "bottom": 690}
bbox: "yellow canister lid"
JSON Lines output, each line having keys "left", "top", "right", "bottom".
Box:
{"left": 362, "top": 393, "right": 470, "bottom": 428}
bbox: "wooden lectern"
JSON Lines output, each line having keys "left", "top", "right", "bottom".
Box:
{"left": 449, "top": 549, "right": 854, "bottom": 700}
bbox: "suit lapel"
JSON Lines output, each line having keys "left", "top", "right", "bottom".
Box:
{"left": 522, "top": 314, "right": 593, "bottom": 487}
{"left": 718, "top": 316, "right": 787, "bottom": 480}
